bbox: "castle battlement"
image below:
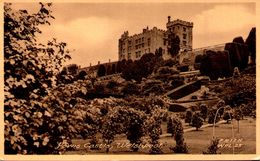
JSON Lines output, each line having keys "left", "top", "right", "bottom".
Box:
{"left": 121, "top": 27, "right": 166, "bottom": 39}
{"left": 166, "top": 19, "right": 193, "bottom": 28}
{"left": 118, "top": 16, "right": 193, "bottom": 61}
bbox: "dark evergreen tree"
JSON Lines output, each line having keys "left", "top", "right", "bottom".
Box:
{"left": 245, "top": 27, "right": 256, "bottom": 64}
{"left": 167, "top": 31, "right": 180, "bottom": 58}
{"left": 200, "top": 104, "right": 208, "bottom": 122}
{"left": 185, "top": 110, "right": 193, "bottom": 125}
{"left": 191, "top": 113, "right": 203, "bottom": 131}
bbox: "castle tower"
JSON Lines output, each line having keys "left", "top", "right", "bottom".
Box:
{"left": 166, "top": 16, "right": 193, "bottom": 52}
{"left": 118, "top": 31, "right": 129, "bottom": 60}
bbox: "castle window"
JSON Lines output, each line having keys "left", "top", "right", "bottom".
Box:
{"left": 183, "top": 27, "right": 186, "bottom": 32}
{"left": 164, "top": 39, "right": 167, "bottom": 45}
{"left": 135, "top": 40, "right": 138, "bottom": 44}
{"left": 183, "top": 34, "right": 187, "bottom": 39}
{"left": 142, "top": 37, "right": 144, "bottom": 42}
{"left": 135, "top": 45, "right": 138, "bottom": 49}
{"left": 128, "top": 40, "right": 132, "bottom": 45}
{"left": 142, "top": 43, "right": 144, "bottom": 48}
{"left": 147, "top": 38, "right": 151, "bottom": 46}
{"left": 183, "top": 41, "right": 187, "bottom": 46}
{"left": 128, "top": 53, "right": 131, "bottom": 59}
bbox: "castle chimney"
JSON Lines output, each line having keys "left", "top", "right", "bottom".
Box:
{"left": 109, "top": 59, "right": 111, "bottom": 63}
{"left": 168, "top": 16, "right": 171, "bottom": 23}
{"left": 90, "top": 63, "right": 92, "bottom": 67}
{"left": 98, "top": 61, "right": 100, "bottom": 65}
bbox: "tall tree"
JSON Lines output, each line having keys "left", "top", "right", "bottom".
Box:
{"left": 245, "top": 27, "right": 256, "bottom": 64}
{"left": 167, "top": 31, "right": 180, "bottom": 58}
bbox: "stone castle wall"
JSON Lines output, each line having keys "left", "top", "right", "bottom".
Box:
{"left": 118, "top": 16, "right": 193, "bottom": 61}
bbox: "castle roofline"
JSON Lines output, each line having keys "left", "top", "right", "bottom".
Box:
{"left": 166, "top": 19, "right": 193, "bottom": 27}
{"left": 120, "top": 26, "right": 166, "bottom": 39}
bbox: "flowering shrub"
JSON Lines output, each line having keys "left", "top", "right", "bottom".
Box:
{"left": 4, "top": 3, "right": 75, "bottom": 154}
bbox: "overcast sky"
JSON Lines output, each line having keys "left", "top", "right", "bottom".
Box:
{"left": 11, "top": 2, "right": 255, "bottom": 67}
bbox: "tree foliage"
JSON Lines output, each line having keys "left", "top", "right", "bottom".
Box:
{"left": 185, "top": 110, "right": 193, "bottom": 125}
{"left": 121, "top": 53, "right": 163, "bottom": 82}
{"left": 170, "top": 117, "right": 188, "bottom": 153}
{"left": 146, "top": 109, "right": 164, "bottom": 154}
{"left": 4, "top": 3, "right": 73, "bottom": 154}
{"left": 199, "top": 104, "right": 208, "bottom": 122}
{"left": 223, "top": 110, "right": 233, "bottom": 123}
{"left": 245, "top": 27, "right": 256, "bottom": 64}
{"left": 203, "top": 138, "right": 220, "bottom": 154}
{"left": 208, "top": 108, "right": 220, "bottom": 124}
{"left": 191, "top": 113, "right": 203, "bottom": 131}
{"left": 97, "top": 65, "right": 106, "bottom": 77}
{"left": 167, "top": 117, "right": 173, "bottom": 135}
{"left": 167, "top": 31, "right": 180, "bottom": 57}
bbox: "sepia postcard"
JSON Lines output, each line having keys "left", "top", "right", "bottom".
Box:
{"left": 1, "top": 0, "right": 259, "bottom": 160}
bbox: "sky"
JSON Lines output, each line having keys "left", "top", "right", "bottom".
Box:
{"left": 11, "top": 2, "right": 256, "bottom": 67}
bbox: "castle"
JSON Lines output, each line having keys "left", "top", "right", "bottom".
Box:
{"left": 118, "top": 16, "right": 193, "bottom": 61}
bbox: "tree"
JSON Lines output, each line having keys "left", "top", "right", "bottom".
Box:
{"left": 208, "top": 108, "right": 220, "bottom": 124}
{"left": 191, "top": 113, "right": 203, "bottom": 131}
{"left": 232, "top": 36, "right": 245, "bottom": 44}
{"left": 146, "top": 110, "right": 164, "bottom": 154}
{"left": 185, "top": 110, "right": 193, "bottom": 125}
{"left": 101, "top": 107, "right": 147, "bottom": 153}
{"left": 4, "top": 3, "right": 72, "bottom": 154}
{"left": 97, "top": 65, "right": 106, "bottom": 77}
{"left": 125, "top": 109, "right": 146, "bottom": 152}
{"left": 203, "top": 138, "right": 220, "bottom": 154}
{"left": 170, "top": 117, "right": 188, "bottom": 153}
{"left": 106, "top": 80, "right": 118, "bottom": 89}
{"left": 101, "top": 108, "right": 125, "bottom": 153}
{"left": 200, "top": 50, "right": 232, "bottom": 80}
{"left": 121, "top": 53, "right": 164, "bottom": 82}
{"left": 155, "top": 47, "right": 163, "bottom": 57}
{"left": 67, "top": 64, "right": 79, "bottom": 75}
{"left": 122, "top": 82, "right": 140, "bottom": 95}
{"left": 77, "top": 70, "right": 87, "bottom": 80}
{"left": 167, "top": 117, "right": 174, "bottom": 135}
{"left": 106, "top": 65, "right": 112, "bottom": 75}
{"left": 245, "top": 27, "right": 256, "bottom": 64}
{"left": 216, "top": 100, "right": 225, "bottom": 117}
{"left": 167, "top": 31, "right": 180, "bottom": 58}
{"left": 194, "top": 54, "right": 203, "bottom": 70}
{"left": 223, "top": 110, "right": 233, "bottom": 124}
{"left": 240, "top": 103, "right": 253, "bottom": 117}
{"left": 234, "top": 107, "right": 242, "bottom": 133}
{"left": 200, "top": 104, "right": 208, "bottom": 122}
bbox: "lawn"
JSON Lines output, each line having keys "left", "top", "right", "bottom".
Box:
{"left": 183, "top": 117, "right": 256, "bottom": 154}
{"left": 65, "top": 117, "right": 255, "bottom": 154}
